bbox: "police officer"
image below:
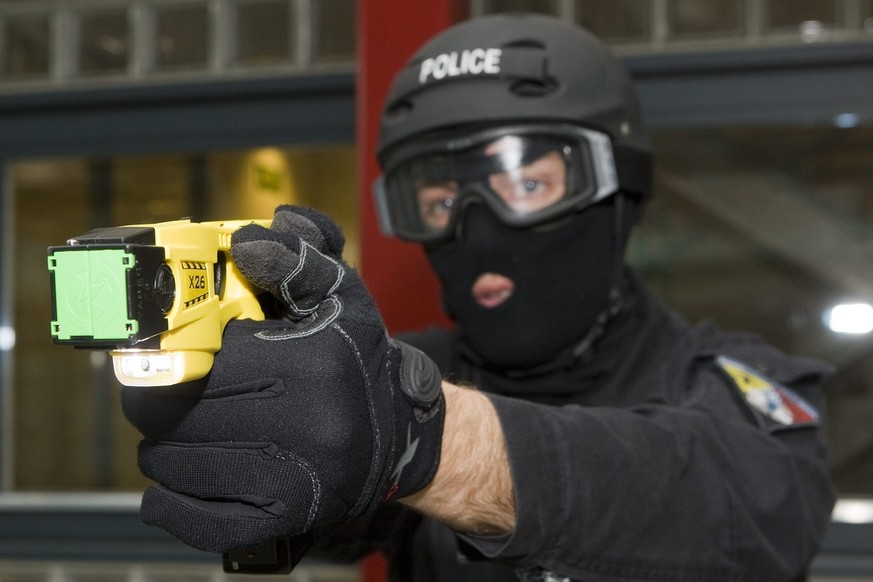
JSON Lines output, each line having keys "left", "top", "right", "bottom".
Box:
{"left": 122, "top": 13, "right": 835, "bottom": 582}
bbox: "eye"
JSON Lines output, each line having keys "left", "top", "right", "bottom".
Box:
{"left": 427, "top": 197, "right": 454, "bottom": 214}
{"left": 487, "top": 149, "right": 567, "bottom": 214}
{"left": 522, "top": 179, "right": 544, "bottom": 194}
{"left": 416, "top": 183, "right": 458, "bottom": 230}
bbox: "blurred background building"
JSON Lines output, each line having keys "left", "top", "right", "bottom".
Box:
{"left": 0, "top": 0, "right": 872, "bottom": 580}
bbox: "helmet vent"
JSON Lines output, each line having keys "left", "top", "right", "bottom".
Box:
{"left": 385, "top": 100, "right": 413, "bottom": 122}
{"left": 503, "top": 39, "right": 546, "bottom": 50}
{"left": 510, "top": 78, "right": 558, "bottom": 97}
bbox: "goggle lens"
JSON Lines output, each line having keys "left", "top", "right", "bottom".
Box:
{"left": 376, "top": 126, "right": 618, "bottom": 242}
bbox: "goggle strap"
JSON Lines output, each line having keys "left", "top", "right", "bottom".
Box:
{"left": 613, "top": 144, "right": 653, "bottom": 198}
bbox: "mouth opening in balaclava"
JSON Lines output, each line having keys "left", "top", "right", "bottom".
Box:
{"left": 425, "top": 199, "right": 623, "bottom": 371}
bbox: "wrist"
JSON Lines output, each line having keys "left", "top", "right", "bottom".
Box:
{"left": 401, "top": 382, "right": 516, "bottom": 536}
{"left": 382, "top": 341, "right": 445, "bottom": 503}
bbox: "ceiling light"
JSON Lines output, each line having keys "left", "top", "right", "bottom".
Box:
{"left": 825, "top": 303, "right": 873, "bottom": 334}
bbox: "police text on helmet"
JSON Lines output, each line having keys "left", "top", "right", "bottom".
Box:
{"left": 418, "top": 48, "right": 502, "bottom": 84}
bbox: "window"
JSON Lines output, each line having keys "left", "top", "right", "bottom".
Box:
{"left": 1, "top": 11, "right": 50, "bottom": 79}
{"left": 313, "top": 0, "right": 355, "bottom": 64}
{"left": 668, "top": 0, "right": 745, "bottom": 38}
{"left": 235, "top": 0, "right": 294, "bottom": 67}
{"left": 79, "top": 8, "right": 130, "bottom": 76}
{"left": 481, "top": 0, "right": 560, "bottom": 16}
{"left": 767, "top": 0, "right": 840, "bottom": 32}
{"left": 0, "top": 0, "right": 357, "bottom": 88}
{"left": 155, "top": 3, "right": 210, "bottom": 71}
{"left": 576, "top": 0, "right": 653, "bottom": 43}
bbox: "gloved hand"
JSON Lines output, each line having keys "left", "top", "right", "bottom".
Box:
{"left": 121, "top": 205, "right": 445, "bottom": 553}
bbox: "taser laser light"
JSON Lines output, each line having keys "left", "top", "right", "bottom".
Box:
{"left": 48, "top": 219, "right": 269, "bottom": 387}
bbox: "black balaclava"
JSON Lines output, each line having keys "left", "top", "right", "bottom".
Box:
{"left": 425, "top": 196, "right": 629, "bottom": 373}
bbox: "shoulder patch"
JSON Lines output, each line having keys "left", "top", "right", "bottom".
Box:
{"left": 716, "top": 355, "right": 820, "bottom": 430}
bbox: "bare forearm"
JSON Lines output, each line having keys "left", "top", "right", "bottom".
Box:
{"left": 401, "top": 382, "right": 516, "bottom": 535}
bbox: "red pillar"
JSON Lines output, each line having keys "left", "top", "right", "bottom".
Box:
{"left": 356, "top": 1, "right": 465, "bottom": 580}
{"left": 356, "top": 0, "right": 465, "bottom": 336}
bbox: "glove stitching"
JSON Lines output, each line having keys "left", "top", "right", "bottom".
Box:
{"left": 279, "top": 242, "right": 344, "bottom": 316}
{"left": 279, "top": 242, "right": 313, "bottom": 316}
{"left": 330, "top": 322, "right": 384, "bottom": 516}
{"left": 325, "top": 252, "right": 345, "bottom": 296}
{"left": 254, "top": 296, "right": 342, "bottom": 341}
{"left": 202, "top": 453, "right": 322, "bottom": 529}
{"left": 276, "top": 449, "right": 322, "bottom": 531}
{"left": 143, "top": 443, "right": 322, "bottom": 529}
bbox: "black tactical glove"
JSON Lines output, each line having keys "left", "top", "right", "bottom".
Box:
{"left": 121, "top": 205, "right": 445, "bottom": 553}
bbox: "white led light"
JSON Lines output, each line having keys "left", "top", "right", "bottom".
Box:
{"left": 825, "top": 303, "right": 873, "bottom": 334}
{"left": 0, "top": 326, "right": 15, "bottom": 351}
{"left": 112, "top": 349, "right": 185, "bottom": 386}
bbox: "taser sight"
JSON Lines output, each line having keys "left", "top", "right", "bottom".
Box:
{"left": 48, "top": 219, "right": 269, "bottom": 387}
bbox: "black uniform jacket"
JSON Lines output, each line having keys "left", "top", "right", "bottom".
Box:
{"left": 313, "top": 273, "right": 836, "bottom": 582}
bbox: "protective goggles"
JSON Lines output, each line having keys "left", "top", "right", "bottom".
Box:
{"left": 374, "top": 125, "right": 619, "bottom": 243}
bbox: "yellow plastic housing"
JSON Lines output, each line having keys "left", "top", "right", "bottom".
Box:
{"left": 110, "top": 219, "right": 269, "bottom": 386}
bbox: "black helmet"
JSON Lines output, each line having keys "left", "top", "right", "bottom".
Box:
{"left": 377, "top": 13, "right": 652, "bottom": 199}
